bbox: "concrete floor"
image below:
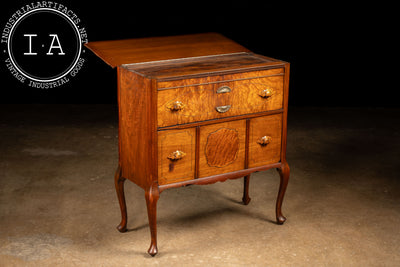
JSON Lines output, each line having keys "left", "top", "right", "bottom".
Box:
{"left": 0, "top": 105, "right": 399, "bottom": 266}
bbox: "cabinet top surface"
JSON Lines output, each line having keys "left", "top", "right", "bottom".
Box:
{"left": 85, "top": 33, "right": 250, "bottom": 68}
{"left": 123, "top": 52, "right": 285, "bottom": 80}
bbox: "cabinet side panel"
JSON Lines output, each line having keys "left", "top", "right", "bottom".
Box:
{"left": 118, "top": 67, "right": 154, "bottom": 189}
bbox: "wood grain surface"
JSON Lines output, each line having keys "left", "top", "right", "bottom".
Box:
{"left": 125, "top": 52, "right": 284, "bottom": 80}
{"left": 118, "top": 67, "right": 156, "bottom": 189}
{"left": 205, "top": 128, "right": 239, "bottom": 168}
{"left": 198, "top": 120, "right": 246, "bottom": 178}
{"left": 157, "top": 71, "right": 284, "bottom": 127}
{"left": 85, "top": 33, "right": 250, "bottom": 68}
{"left": 157, "top": 65, "right": 284, "bottom": 89}
{"left": 248, "top": 114, "right": 282, "bottom": 168}
{"left": 158, "top": 128, "right": 196, "bottom": 185}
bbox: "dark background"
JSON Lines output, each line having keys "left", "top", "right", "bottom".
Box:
{"left": 0, "top": 1, "right": 396, "bottom": 107}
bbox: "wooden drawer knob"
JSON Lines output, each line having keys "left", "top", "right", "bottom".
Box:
{"left": 257, "top": 136, "right": 272, "bottom": 146}
{"left": 167, "top": 150, "right": 186, "bottom": 160}
{"left": 258, "top": 88, "right": 274, "bottom": 98}
{"left": 167, "top": 101, "right": 184, "bottom": 111}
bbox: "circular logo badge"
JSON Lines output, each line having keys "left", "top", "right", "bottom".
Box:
{"left": 2, "top": 3, "right": 88, "bottom": 88}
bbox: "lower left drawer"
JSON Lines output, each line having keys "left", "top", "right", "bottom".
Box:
{"left": 158, "top": 128, "right": 196, "bottom": 185}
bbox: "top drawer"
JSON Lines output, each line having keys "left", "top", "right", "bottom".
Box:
{"left": 157, "top": 68, "right": 284, "bottom": 127}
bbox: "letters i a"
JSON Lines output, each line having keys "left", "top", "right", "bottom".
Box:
{"left": 23, "top": 34, "right": 65, "bottom": 55}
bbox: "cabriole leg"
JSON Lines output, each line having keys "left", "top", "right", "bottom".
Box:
{"left": 242, "top": 175, "right": 251, "bottom": 205}
{"left": 145, "top": 183, "right": 160, "bottom": 256}
{"left": 114, "top": 165, "right": 127, "bottom": 232}
{"left": 276, "top": 162, "right": 290, "bottom": 225}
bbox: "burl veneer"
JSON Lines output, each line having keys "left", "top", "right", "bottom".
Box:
{"left": 86, "top": 33, "right": 290, "bottom": 256}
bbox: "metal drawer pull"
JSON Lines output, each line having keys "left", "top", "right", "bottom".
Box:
{"left": 215, "top": 105, "right": 231, "bottom": 113}
{"left": 167, "top": 101, "right": 184, "bottom": 111}
{"left": 167, "top": 150, "right": 186, "bottom": 161}
{"left": 258, "top": 88, "right": 274, "bottom": 98}
{"left": 257, "top": 136, "right": 272, "bottom": 146}
{"left": 216, "top": 85, "right": 231, "bottom": 94}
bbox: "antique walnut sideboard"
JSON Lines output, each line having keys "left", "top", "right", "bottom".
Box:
{"left": 85, "top": 33, "right": 290, "bottom": 256}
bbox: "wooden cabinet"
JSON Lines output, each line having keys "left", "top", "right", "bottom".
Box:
{"left": 86, "top": 33, "right": 290, "bottom": 256}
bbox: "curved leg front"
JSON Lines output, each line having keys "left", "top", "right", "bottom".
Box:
{"left": 242, "top": 175, "right": 251, "bottom": 205}
{"left": 145, "top": 183, "right": 160, "bottom": 257}
{"left": 276, "top": 162, "right": 290, "bottom": 225}
{"left": 114, "top": 165, "right": 127, "bottom": 232}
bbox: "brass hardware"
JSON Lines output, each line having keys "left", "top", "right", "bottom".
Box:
{"left": 258, "top": 88, "right": 274, "bottom": 98}
{"left": 257, "top": 136, "right": 272, "bottom": 146}
{"left": 167, "top": 101, "right": 184, "bottom": 111}
{"left": 216, "top": 85, "right": 231, "bottom": 94}
{"left": 167, "top": 150, "right": 186, "bottom": 160}
{"left": 215, "top": 105, "right": 231, "bottom": 113}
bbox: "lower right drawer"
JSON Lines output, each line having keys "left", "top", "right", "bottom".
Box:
{"left": 248, "top": 114, "right": 282, "bottom": 168}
